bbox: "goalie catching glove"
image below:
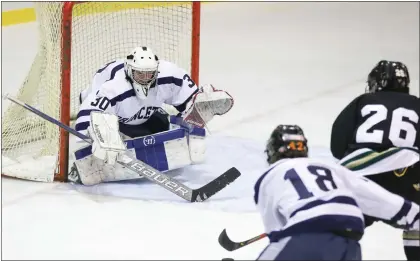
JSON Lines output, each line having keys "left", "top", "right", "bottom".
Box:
{"left": 182, "top": 84, "right": 234, "bottom": 128}
{"left": 87, "top": 111, "right": 126, "bottom": 165}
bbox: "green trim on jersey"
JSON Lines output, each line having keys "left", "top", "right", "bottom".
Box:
{"left": 341, "top": 147, "right": 419, "bottom": 171}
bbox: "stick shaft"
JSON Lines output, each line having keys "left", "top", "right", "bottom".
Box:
{"left": 4, "top": 94, "right": 91, "bottom": 143}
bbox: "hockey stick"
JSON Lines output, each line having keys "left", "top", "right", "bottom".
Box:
{"left": 3, "top": 94, "right": 241, "bottom": 202}
{"left": 218, "top": 229, "right": 267, "bottom": 251}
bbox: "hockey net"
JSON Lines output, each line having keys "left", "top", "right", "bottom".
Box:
{"left": 1, "top": 2, "right": 201, "bottom": 182}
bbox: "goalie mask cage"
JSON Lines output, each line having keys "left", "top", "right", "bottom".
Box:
{"left": 2, "top": 2, "right": 201, "bottom": 182}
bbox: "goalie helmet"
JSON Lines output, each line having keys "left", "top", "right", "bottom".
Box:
{"left": 125, "top": 46, "right": 159, "bottom": 99}
{"left": 265, "top": 124, "right": 308, "bottom": 164}
{"left": 366, "top": 60, "right": 410, "bottom": 93}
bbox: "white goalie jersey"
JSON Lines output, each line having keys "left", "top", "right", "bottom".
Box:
{"left": 254, "top": 157, "right": 419, "bottom": 242}
{"left": 75, "top": 59, "right": 199, "bottom": 139}
{"left": 71, "top": 48, "right": 234, "bottom": 186}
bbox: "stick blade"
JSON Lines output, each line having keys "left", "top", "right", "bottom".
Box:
{"left": 218, "top": 229, "right": 238, "bottom": 251}
{"left": 191, "top": 167, "right": 241, "bottom": 202}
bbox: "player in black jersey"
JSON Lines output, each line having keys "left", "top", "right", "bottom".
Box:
{"left": 331, "top": 60, "right": 419, "bottom": 157}
{"left": 330, "top": 60, "right": 419, "bottom": 261}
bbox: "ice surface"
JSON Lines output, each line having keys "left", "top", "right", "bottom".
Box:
{"left": 2, "top": 2, "right": 418, "bottom": 260}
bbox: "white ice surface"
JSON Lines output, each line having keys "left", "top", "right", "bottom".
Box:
{"left": 2, "top": 2, "right": 418, "bottom": 260}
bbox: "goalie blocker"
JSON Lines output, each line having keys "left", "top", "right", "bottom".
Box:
{"left": 71, "top": 114, "right": 206, "bottom": 185}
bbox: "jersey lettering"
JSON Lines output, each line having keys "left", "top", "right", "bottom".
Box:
{"left": 118, "top": 106, "right": 160, "bottom": 123}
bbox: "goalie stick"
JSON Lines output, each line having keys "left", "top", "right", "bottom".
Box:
{"left": 218, "top": 229, "right": 267, "bottom": 251}
{"left": 3, "top": 94, "right": 241, "bottom": 202}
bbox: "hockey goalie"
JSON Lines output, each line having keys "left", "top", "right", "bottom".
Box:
{"left": 70, "top": 46, "right": 233, "bottom": 185}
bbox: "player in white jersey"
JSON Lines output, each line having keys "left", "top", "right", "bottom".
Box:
{"left": 255, "top": 125, "right": 419, "bottom": 260}
{"left": 70, "top": 46, "right": 233, "bottom": 185}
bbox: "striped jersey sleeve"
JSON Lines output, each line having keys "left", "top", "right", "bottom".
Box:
{"left": 74, "top": 82, "right": 135, "bottom": 140}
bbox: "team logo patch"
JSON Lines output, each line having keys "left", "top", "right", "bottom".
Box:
{"left": 394, "top": 167, "right": 408, "bottom": 177}
{"left": 143, "top": 136, "right": 156, "bottom": 146}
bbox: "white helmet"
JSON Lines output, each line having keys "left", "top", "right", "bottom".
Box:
{"left": 124, "top": 46, "right": 159, "bottom": 99}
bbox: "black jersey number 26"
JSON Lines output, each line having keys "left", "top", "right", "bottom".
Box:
{"left": 355, "top": 105, "right": 419, "bottom": 147}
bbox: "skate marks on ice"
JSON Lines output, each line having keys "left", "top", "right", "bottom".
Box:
{"left": 61, "top": 135, "right": 334, "bottom": 211}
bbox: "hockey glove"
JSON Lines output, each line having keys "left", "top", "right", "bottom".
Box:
{"left": 182, "top": 84, "right": 234, "bottom": 128}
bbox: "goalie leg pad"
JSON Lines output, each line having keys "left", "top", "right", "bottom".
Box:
{"left": 73, "top": 128, "right": 206, "bottom": 185}
{"left": 169, "top": 116, "right": 206, "bottom": 163}
{"left": 73, "top": 149, "right": 140, "bottom": 185}
{"left": 188, "top": 130, "right": 206, "bottom": 164}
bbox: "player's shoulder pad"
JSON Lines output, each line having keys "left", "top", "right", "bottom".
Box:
{"left": 406, "top": 92, "right": 420, "bottom": 101}
{"left": 98, "top": 76, "right": 133, "bottom": 100}
{"left": 337, "top": 93, "right": 366, "bottom": 112}
{"left": 115, "top": 58, "right": 125, "bottom": 64}
{"left": 253, "top": 159, "right": 296, "bottom": 204}
{"left": 351, "top": 92, "right": 368, "bottom": 103}
{"left": 158, "top": 59, "right": 187, "bottom": 77}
